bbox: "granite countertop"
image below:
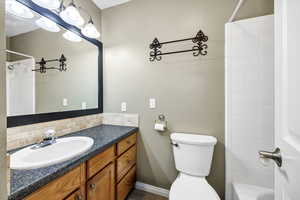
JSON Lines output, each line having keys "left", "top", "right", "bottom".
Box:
{"left": 8, "top": 124, "right": 138, "bottom": 200}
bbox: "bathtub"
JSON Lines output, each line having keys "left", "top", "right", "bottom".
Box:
{"left": 233, "top": 183, "right": 274, "bottom": 200}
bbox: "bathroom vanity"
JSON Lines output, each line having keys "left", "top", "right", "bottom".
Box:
{"left": 5, "top": 1, "right": 138, "bottom": 200}
{"left": 9, "top": 125, "right": 138, "bottom": 200}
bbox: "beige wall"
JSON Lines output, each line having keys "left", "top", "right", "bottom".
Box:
{"left": 0, "top": 0, "right": 7, "bottom": 198}
{"left": 102, "top": 0, "right": 273, "bottom": 198}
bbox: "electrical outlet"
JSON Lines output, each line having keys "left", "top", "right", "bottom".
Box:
{"left": 149, "top": 98, "right": 156, "bottom": 109}
{"left": 121, "top": 102, "right": 127, "bottom": 112}
{"left": 82, "top": 102, "right": 87, "bottom": 109}
{"left": 63, "top": 98, "right": 68, "bottom": 106}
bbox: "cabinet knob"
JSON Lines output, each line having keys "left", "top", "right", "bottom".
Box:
{"left": 89, "top": 183, "right": 96, "bottom": 190}
{"left": 75, "top": 194, "right": 83, "bottom": 200}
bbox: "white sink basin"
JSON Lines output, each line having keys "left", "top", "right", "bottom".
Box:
{"left": 10, "top": 136, "right": 94, "bottom": 170}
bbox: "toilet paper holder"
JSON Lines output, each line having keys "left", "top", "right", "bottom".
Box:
{"left": 155, "top": 114, "right": 167, "bottom": 124}
{"left": 154, "top": 114, "right": 168, "bottom": 131}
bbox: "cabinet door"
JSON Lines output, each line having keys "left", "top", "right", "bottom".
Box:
{"left": 87, "top": 163, "right": 115, "bottom": 200}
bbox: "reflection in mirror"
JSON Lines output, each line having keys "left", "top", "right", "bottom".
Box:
{"left": 5, "top": 4, "right": 98, "bottom": 117}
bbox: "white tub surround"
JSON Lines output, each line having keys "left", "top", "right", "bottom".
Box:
{"left": 225, "top": 15, "right": 274, "bottom": 200}
{"left": 233, "top": 183, "right": 274, "bottom": 200}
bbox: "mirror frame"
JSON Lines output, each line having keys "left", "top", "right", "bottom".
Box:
{"left": 7, "top": 0, "right": 103, "bottom": 128}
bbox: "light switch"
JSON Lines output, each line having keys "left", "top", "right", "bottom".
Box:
{"left": 82, "top": 102, "right": 87, "bottom": 109}
{"left": 121, "top": 102, "right": 127, "bottom": 112}
{"left": 63, "top": 98, "right": 68, "bottom": 106}
{"left": 149, "top": 98, "right": 156, "bottom": 109}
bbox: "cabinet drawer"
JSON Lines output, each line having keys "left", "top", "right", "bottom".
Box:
{"left": 117, "top": 166, "right": 136, "bottom": 200}
{"left": 117, "top": 133, "right": 137, "bottom": 156}
{"left": 117, "top": 145, "right": 137, "bottom": 182}
{"left": 64, "top": 189, "right": 83, "bottom": 200}
{"left": 87, "top": 146, "right": 115, "bottom": 179}
{"left": 25, "top": 165, "right": 82, "bottom": 200}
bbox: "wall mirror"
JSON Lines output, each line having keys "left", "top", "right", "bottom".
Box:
{"left": 5, "top": 0, "right": 103, "bottom": 127}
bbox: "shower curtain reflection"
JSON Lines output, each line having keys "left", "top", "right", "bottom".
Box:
{"left": 6, "top": 58, "right": 35, "bottom": 116}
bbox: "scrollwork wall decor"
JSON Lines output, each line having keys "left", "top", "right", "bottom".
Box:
{"left": 149, "top": 30, "right": 208, "bottom": 62}
{"left": 32, "top": 54, "right": 67, "bottom": 73}
{"left": 149, "top": 38, "right": 162, "bottom": 62}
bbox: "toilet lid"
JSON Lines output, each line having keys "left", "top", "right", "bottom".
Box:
{"left": 169, "top": 175, "right": 220, "bottom": 200}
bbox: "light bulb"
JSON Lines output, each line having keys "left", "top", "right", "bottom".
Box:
{"left": 36, "top": 16, "right": 60, "bottom": 32}
{"left": 32, "top": 0, "right": 60, "bottom": 10}
{"left": 6, "top": 0, "right": 34, "bottom": 19}
{"left": 63, "top": 31, "right": 82, "bottom": 42}
{"left": 59, "top": 3, "right": 84, "bottom": 27}
{"left": 82, "top": 19, "right": 100, "bottom": 39}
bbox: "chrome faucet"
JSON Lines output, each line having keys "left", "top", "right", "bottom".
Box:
{"left": 31, "top": 129, "right": 57, "bottom": 149}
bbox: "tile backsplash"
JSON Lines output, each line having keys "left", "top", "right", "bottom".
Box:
{"left": 102, "top": 113, "right": 139, "bottom": 127}
{"left": 7, "top": 114, "right": 103, "bottom": 151}
{"left": 7, "top": 113, "right": 139, "bottom": 151}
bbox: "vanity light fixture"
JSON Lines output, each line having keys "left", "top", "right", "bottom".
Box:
{"left": 35, "top": 16, "right": 61, "bottom": 32}
{"left": 31, "top": 0, "right": 60, "bottom": 10}
{"left": 59, "top": 0, "right": 84, "bottom": 27}
{"left": 81, "top": 17, "right": 100, "bottom": 39}
{"left": 6, "top": 0, "right": 34, "bottom": 19}
{"left": 63, "top": 30, "right": 82, "bottom": 42}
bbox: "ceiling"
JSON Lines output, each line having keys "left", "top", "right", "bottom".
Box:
{"left": 6, "top": 13, "right": 40, "bottom": 37}
{"left": 92, "top": 0, "right": 131, "bottom": 9}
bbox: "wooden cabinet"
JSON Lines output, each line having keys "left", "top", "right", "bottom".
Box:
{"left": 117, "top": 134, "right": 136, "bottom": 156}
{"left": 87, "top": 163, "right": 115, "bottom": 200}
{"left": 25, "top": 164, "right": 84, "bottom": 200}
{"left": 65, "top": 189, "right": 84, "bottom": 200}
{"left": 116, "top": 133, "right": 137, "bottom": 200}
{"left": 24, "top": 133, "right": 137, "bottom": 200}
{"left": 116, "top": 145, "right": 137, "bottom": 182}
{"left": 117, "top": 166, "right": 136, "bottom": 200}
{"left": 87, "top": 146, "right": 115, "bottom": 179}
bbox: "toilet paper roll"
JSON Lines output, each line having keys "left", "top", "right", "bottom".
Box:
{"left": 259, "top": 156, "right": 272, "bottom": 167}
{"left": 154, "top": 123, "right": 165, "bottom": 131}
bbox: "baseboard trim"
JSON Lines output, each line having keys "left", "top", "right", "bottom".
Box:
{"left": 135, "top": 181, "right": 169, "bottom": 198}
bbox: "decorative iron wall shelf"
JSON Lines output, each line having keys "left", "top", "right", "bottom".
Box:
{"left": 32, "top": 54, "right": 67, "bottom": 73}
{"left": 149, "top": 30, "right": 208, "bottom": 62}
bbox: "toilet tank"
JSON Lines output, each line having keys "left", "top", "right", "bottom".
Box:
{"left": 171, "top": 133, "right": 217, "bottom": 177}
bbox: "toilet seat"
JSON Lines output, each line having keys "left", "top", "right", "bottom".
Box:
{"left": 169, "top": 173, "right": 220, "bottom": 200}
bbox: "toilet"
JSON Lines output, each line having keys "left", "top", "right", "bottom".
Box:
{"left": 169, "top": 133, "right": 220, "bottom": 200}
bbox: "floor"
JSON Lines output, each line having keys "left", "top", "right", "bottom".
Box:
{"left": 127, "top": 189, "right": 168, "bottom": 200}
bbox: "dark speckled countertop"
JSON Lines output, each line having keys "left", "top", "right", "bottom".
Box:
{"left": 8, "top": 125, "right": 138, "bottom": 200}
